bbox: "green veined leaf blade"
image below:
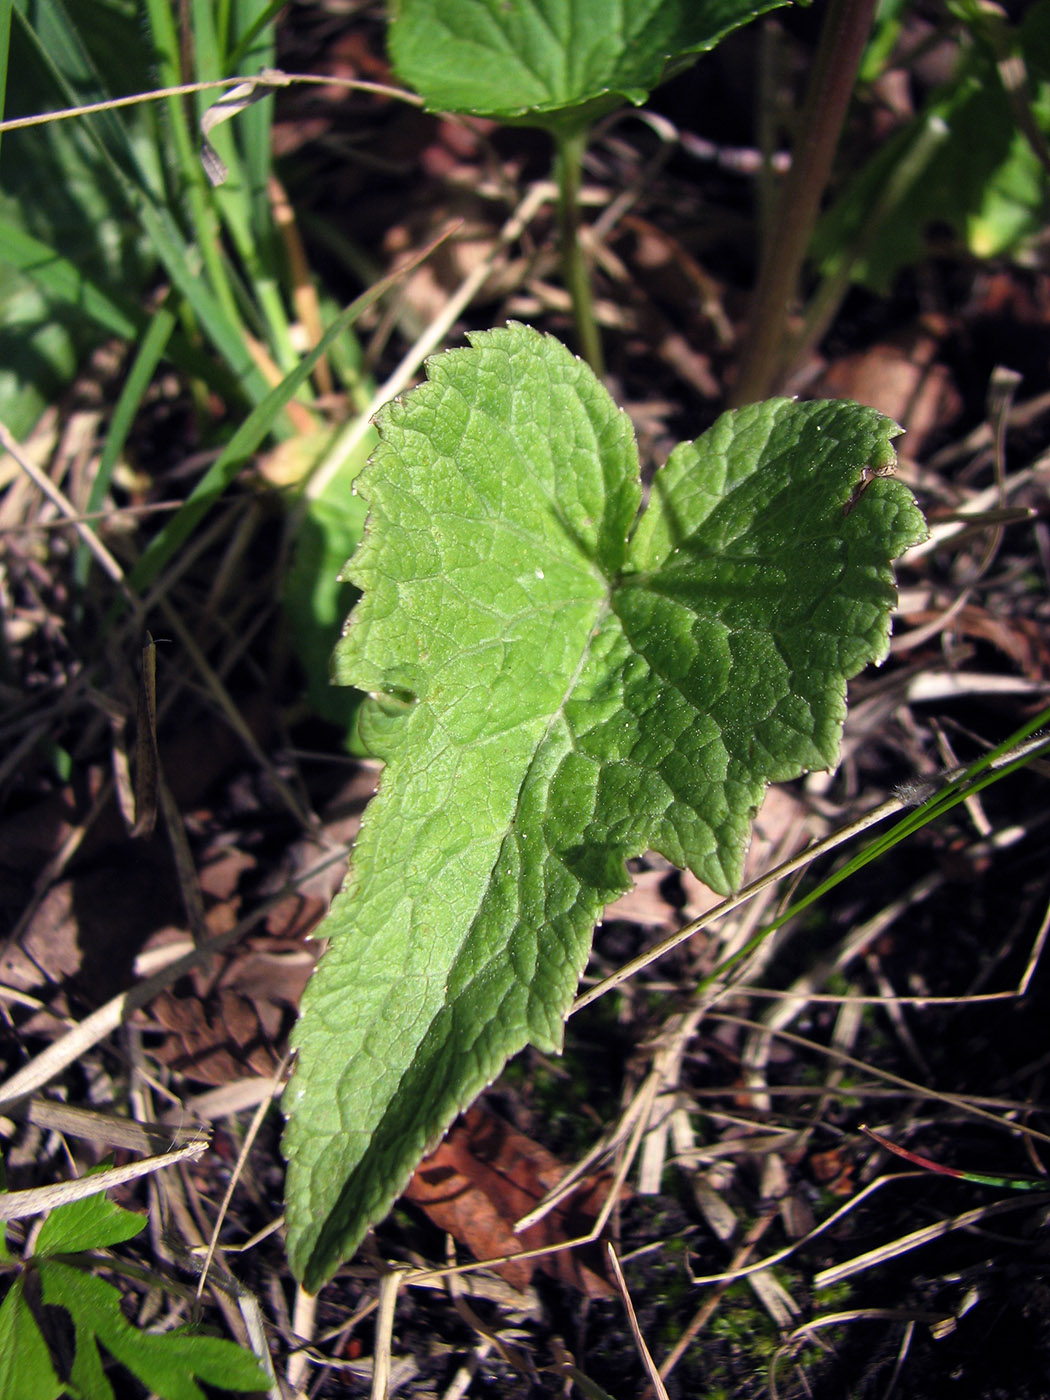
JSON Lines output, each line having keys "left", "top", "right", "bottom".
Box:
{"left": 283, "top": 324, "right": 926, "bottom": 1291}
{"left": 389, "top": 0, "right": 787, "bottom": 130}
{"left": 0, "top": 1280, "right": 64, "bottom": 1400}
{"left": 39, "top": 1260, "right": 269, "bottom": 1400}
{"left": 34, "top": 1188, "right": 145, "bottom": 1257}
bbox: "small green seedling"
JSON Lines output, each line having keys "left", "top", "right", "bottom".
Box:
{"left": 0, "top": 1187, "right": 268, "bottom": 1400}
{"left": 387, "top": 0, "right": 787, "bottom": 372}
{"left": 282, "top": 323, "right": 926, "bottom": 1291}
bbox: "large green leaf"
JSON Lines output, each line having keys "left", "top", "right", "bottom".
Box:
{"left": 388, "top": 0, "right": 787, "bottom": 133}
{"left": 283, "top": 324, "right": 926, "bottom": 1291}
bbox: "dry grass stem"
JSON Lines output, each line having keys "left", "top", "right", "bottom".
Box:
{"left": 606, "top": 1242, "right": 670, "bottom": 1400}
{"left": 196, "top": 1053, "right": 291, "bottom": 1304}
{"left": 0, "top": 71, "right": 423, "bottom": 135}
{"left": 813, "top": 1192, "right": 1050, "bottom": 1290}
{"left": 0, "top": 1138, "right": 208, "bottom": 1221}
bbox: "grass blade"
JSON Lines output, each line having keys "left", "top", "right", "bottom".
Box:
{"left": 125, "top": 238, "right": 446, "bottom": 595}
{"left": 73, "top": 304, "right": 177, "bottom": 590}
{"left": 0, "top": 0, "right": 12, "bottom": 166}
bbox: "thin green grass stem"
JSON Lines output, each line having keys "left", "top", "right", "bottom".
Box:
{"left": 705, "top": 716, "right": 1050, "bottom": 993}
{"left": 144, "top": 0, "right": 246, "bottom": 338}
{"left": 8, "top": 2, "right": 283, "bottom": 414}
{"left": 0, "top": 0, "right": 12, "bottom": 167}
{"left": 73, "top": 306, "right": 176, "bottom": 594}
{"left": 229, "top": 0, "right": 286, "bottom": 70}
{"left": 573, "top": 712, "right": 1050, "bottom": 1019}
{"left": 554, "top": 127, "right": 604, "bottom": 378}
{"left": 0, "top": 221, "right": 135, "bottom": 338}
{"left": 217, "top": 0, "right": 233, "bottom": 49}
{"left": 123, "top": 261, "right": 413, "bottom": 600}
{"left": 231, "top": 0, "right": 280, "bottom": 238}
{"left": 189, "top": 0, "right": 299, "bottom": 371}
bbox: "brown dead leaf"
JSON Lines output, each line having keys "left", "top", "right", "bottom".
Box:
{"left": 603, "top": 866, "right": 680, "bottom": 929}
{"left": 809, "top": 1147, "right": 856, "bottom": 1197}
{"left": 906, "top": 604, "right": 1050, "bottom": 680}
{"left": 150, "top": 986, "right": 282, "bottom": 1084}
{"left": 145, "top": 938, "right": 313, "bottom": 1086}
{"left": 404, "top": 1105, "right": 622, "bottom": 1297}
{"left": 813, "top": 319, "right": 962, "bottom": 455}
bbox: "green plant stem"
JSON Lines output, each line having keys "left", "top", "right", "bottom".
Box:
{"left": 554, "top": 128, "right": 604, "bottom": 377}
{"left": 189, "top": 0, "right": 301, "bottom": 374}
{"left": 730, "top": 0, "right": 879, "bottom": 406}
{"left": 74, "top": 303, "right": 176, "bottom": 592}
{"left": 0, "top": 0, "right": 12, "bottom": 168}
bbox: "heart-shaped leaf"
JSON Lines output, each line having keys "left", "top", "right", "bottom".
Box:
{"left": 283, "top": 324, "right": 925, "bottom": 1291}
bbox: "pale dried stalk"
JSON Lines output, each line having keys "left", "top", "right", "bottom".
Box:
{"left": 0, "top": 1139, "right": 208, "bottom": 1221}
